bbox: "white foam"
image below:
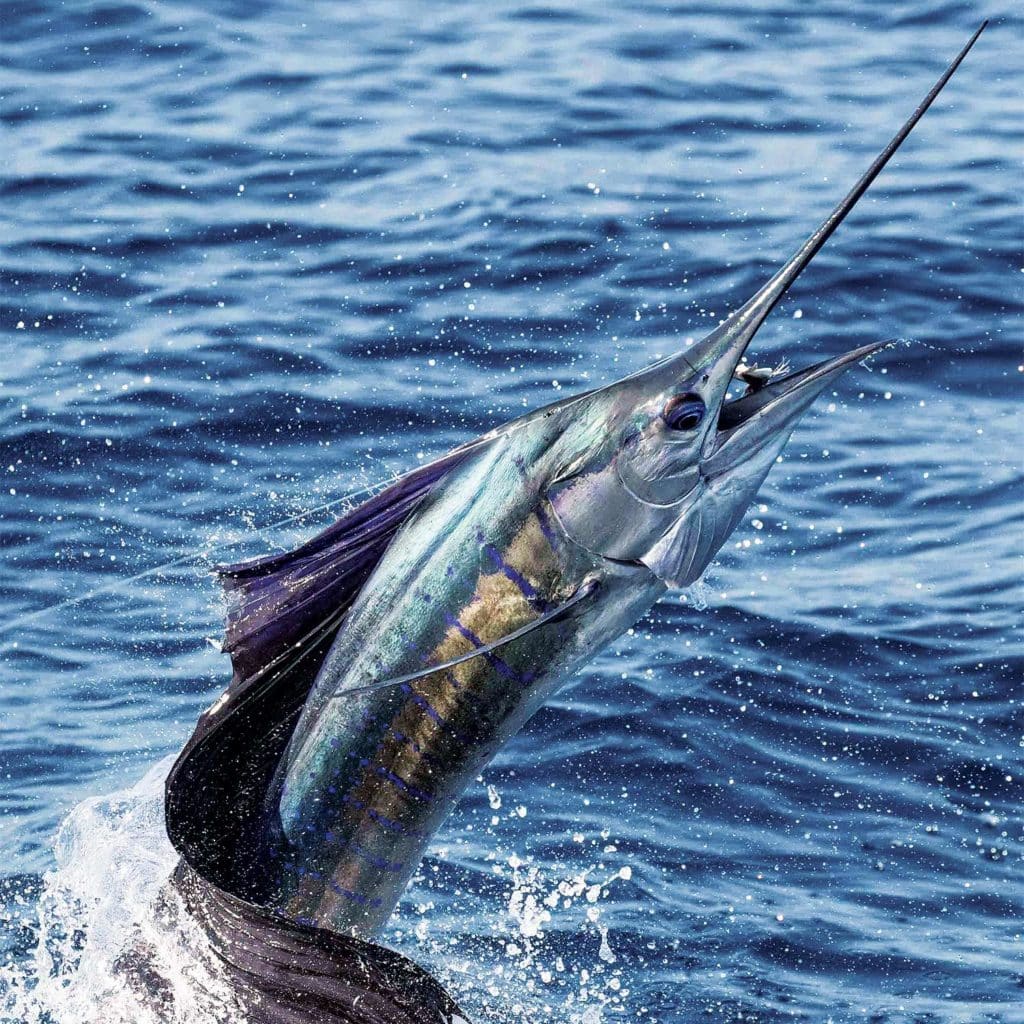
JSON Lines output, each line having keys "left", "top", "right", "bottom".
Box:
{"left": 3, "top": 760, "right": 637, "bottom": 1024}
{"left": 0, "top": 757, "right": 241, "bottom": 1024}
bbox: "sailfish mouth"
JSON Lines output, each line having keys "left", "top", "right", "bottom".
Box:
{"left": 716, "top": 340, "right": 889, "bottom": 435}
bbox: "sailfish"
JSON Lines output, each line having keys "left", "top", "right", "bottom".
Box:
{"left": 155, "top": 24, "right": 986, "bottom": 1024}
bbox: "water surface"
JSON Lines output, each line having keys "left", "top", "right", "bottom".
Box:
{"left": 1, "top": 2, "right": 1021, "bottom": 1021}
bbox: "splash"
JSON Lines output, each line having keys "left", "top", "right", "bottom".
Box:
{"left": 501, "top": 854, "right": 633, "bottom": 1021}
{"left": 390, "top": 783, "right": 637, "bottom": 1024}
{"left": 0, "top": 758, "right": 241, "bottom": 1024}
{"left": 3, "top": 762, "right": 638, "bottom": 1024}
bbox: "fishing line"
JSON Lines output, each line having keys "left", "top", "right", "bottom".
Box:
{"left": 1, "top": 415, "right": 512, "bottom": 650}
{"left": 0, "top": 470, "right": 408, "bottom": 645}
{"left": 0, "top": 335, "right": 898, "bottom": 648}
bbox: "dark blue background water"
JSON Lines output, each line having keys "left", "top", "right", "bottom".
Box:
{"left": 1, "top": 2, "right": 1021, "bottom": 1022}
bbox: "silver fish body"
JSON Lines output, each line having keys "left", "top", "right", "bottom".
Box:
{"left": 270, "top": 413, "right": 663, "bottom": 933}
{"left": 251, "top": 22, "right": 987, "bottom": 937}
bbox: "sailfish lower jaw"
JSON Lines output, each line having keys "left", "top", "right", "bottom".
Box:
{"left": 707, "top": 340, "right": 890, "bottom": 472}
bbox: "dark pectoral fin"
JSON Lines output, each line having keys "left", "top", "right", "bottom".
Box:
{"left": 333, "top": 576, "right": 600, "bottom": 701}
{"left": 164, "top": 438, "right": 489, "bottom": 900}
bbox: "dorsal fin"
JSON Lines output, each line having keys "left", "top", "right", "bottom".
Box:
{"left": 164, "top": 438, "right": 487, "bottom": 899}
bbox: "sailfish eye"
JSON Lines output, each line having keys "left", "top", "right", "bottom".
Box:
{"left": 662, "top": 393, "right": 706, "bottom": 431}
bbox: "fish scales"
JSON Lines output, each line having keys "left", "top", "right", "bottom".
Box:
{"left": 275, "top": 495, "right": 612, "bottom": 930}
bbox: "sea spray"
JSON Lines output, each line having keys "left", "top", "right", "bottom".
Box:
{"left": 389, "top": 780, "right": 637, "bottom": 1024}
{"left": 0, "top": 759, "right": 240, "bottom": 1024}
{"left": 4, "top": 762, "right": 638, "bottom": 1024}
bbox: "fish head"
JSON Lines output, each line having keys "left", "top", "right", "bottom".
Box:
{"left": 542, "top": 19, "right": 986, "bottom": 587}
{"left": 546, "top": 303, "right": 885, "bottom": 587}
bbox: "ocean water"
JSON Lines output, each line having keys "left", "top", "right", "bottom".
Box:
{"left": 1, "top": 2, "right": 1021, "bottom": 1021}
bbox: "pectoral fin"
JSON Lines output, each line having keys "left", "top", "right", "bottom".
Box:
{"left": 333, "top": 576, "right": 601, "bottom": 700}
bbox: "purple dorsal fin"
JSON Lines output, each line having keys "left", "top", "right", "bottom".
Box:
{"left": 165, "top": 438, "right": 486, "bottom": 899}
{"left": 220, "top": 435, "right": 488, "bottom": 692}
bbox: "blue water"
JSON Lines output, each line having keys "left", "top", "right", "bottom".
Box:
{"left": 1, "top": 2, "right": 1021, "bottom": 1021}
